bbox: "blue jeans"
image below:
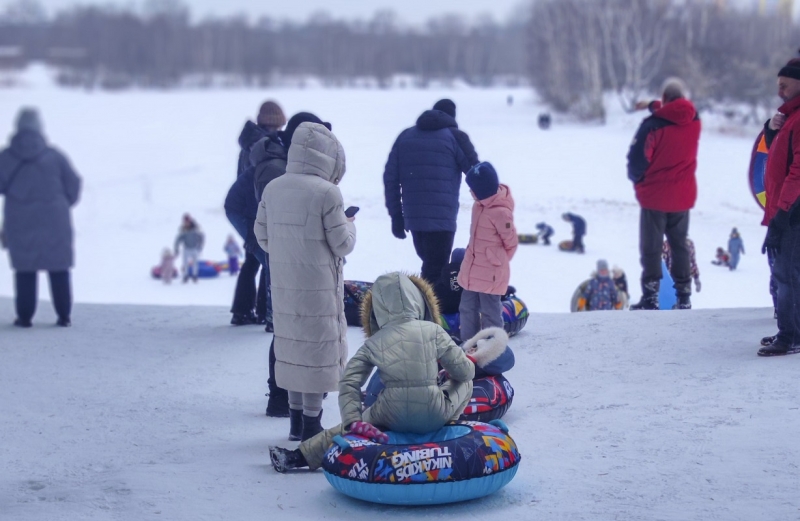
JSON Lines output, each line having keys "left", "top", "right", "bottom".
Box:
{"left": 772, "top": 223, "right": 800, "bottom": 344}
{"left": 227, "top": 210, "right": 271, "bottom": 323}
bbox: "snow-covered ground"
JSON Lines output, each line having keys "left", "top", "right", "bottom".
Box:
{"left": 0, "top": 66, "right": 774, "bottom": 311}
{"left": 1, "top": 299, "right": 798, "bottom": 520}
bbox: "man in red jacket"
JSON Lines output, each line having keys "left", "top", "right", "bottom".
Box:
{"left": 627, "top": 78, "right": 701, "bottom": 310}
{"left": 758, "top": 57, "right": 800, "bottom": 357}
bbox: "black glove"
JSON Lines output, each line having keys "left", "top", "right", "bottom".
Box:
{"left": 762, "top": 209, "right": 789, "bottom": 256}
{"left": 391, "top": 216, "right": 406, "bottom": 240}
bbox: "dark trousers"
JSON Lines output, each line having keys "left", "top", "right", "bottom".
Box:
{"left": 231, "top": 252, "right": 268, "bottom": 318}
{"left": 572, "top": 233, "right": 585, "bottom": 252}
{"left": 640, "top": 209, "right": 692, "bottom": 295}
{"left": 772, "top": 223, "right": 800, "bottom": 344}
{"left": 15, "top": 271, "right": 72, "bottom": 323}
{"left": 768, "top": 248, "right": 778, "bottom": 311}
{"left": 412, "top": 231, "right": 456, "bottom": 284}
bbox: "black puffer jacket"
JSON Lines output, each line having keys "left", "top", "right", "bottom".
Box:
{"left": 236, "top": 121, "right": 272, "bottom": 178}
{"left": 250, "top": 136, "right": 288, "bottom": 201}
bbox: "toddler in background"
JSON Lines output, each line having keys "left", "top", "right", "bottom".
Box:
{"left": 160, "top": 248, "right": 176, "bottom": 285}
{"left": 223, "top": 234, "right": 242, "bottom": 275}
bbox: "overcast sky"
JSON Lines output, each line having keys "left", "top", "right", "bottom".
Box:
{"left": 22, "top": 0, "right": 529, "bottom": 24}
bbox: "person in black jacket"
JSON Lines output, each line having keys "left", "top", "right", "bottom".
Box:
{"left": 562, "top": 212, "right": 586, "bottom": 253}
{"left": 434, "top": 248, "right": 466, "bottom": 315}
{"left": 236, "top": 101, "right": 286, "bottom": 178}
{"left": 383, "top": 99, "right": 479, "bottom": 283}
{"left": 0, "top": 108, "right": 81, "bottom": 327}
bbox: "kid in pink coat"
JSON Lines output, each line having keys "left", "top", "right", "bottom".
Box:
{"left": 457, "top": 162, "right": 518, "bottom": 342}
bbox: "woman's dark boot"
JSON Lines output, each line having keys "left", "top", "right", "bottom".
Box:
{"left": 288, "top": 409, "right": 303, "bottom": 441}
{"left": 269, "top": 447, "right": 308, "bottom": 472}
{"left": 301, "top": 410, "right": 323, "bottom": 441}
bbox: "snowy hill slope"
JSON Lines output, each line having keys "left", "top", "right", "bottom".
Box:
{"left": 0, "top": 82, "right": 775, "bottom": 312}
{"left": 2, "top": 299, "right": 798, "bottom": 520}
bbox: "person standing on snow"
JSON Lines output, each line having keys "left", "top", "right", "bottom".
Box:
{"left": 627, "top": 78, "right": 701, "bottom": 310}
{"left": 727, "top": 228, "right": 745, "bottom": 271}
{"left": 758, "top": 56, "right": 800, "bottom": 356}
{"left": 0, "top": 108, "right": 81, "bottom": 328}
{"left": 174, "top": 214, "right": 204, "bottom": 283}
{"left": 458, "top": 162, "right": 518, "bottom": 342}
{"left": 236, "top": 101, "right": 286, "bottom": 179}
{"left": 383, "top": 99, "right": 479, "bottom": 283}
{"left": 662, "top": 238, "right": 702, "bottom": 294}
{"left": 255, "top": 122, "right": 356, "bottom": 441}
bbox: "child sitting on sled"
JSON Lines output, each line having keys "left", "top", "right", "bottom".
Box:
{"left": 712, "top": 247, "right": 731, "bottom": 267}
{"left": 269, "top": 272, "right": 475, "bottom": 472}
{"left": 582, "top": 259, "right": 619, "bottom": 311}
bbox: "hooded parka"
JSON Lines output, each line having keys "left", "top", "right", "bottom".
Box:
{"left": 458, "top": 185, "right": 518, "bottom": 295}
{"left": 299, "top": 272, "right": 475, "bottom": 470}
{"left": 0, "top": 129, "right": 81, "bottom": 272}
{"left": 255, "top": 122, "right": 355, "bottom": 393}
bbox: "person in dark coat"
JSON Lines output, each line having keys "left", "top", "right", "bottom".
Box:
{"left": 627, "top": 78, "right": 701, "bottom": 310}
{"left": 434, "top": 247, "right": 466, "bottom": 315}
{"left": 535, "top": 222, "right": 554, "bottom": 245}
{"left": 225, "top": 168, "right": 268, "bottom": 326}
{"left": 561, "top": 212, "right": 586, "bottom": 253}
{"left": 0, "top": 108, "right": 81, "bottom": 327}
{"left": 236, "top": 101, "right": 286, "bottom": 178}
{"left": 383, "top": 99, "right": 479, "bottom": 283}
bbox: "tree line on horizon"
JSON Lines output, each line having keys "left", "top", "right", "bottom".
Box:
{"left": 0, "top": 0, "right": 797, "bottom": 120}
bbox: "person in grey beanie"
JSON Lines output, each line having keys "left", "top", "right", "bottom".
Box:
{"left": 0, "top": 108, "right": 81, "bottom": 327}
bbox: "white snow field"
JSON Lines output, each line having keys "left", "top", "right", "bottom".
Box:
{"left": 0, "top": 67, "right": 775, "bottom": 311}
{"left": 1, "top": 299, "right": 798, "bottom": 520}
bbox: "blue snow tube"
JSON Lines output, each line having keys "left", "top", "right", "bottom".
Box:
{"left": 440, "top": 294, "right": 529, "bottom": 343}
{"left": 658, "top": 259, "right": 677, "bottom": 310}
{"left": 322, "top": 420, "right": 520, "bottom": 506}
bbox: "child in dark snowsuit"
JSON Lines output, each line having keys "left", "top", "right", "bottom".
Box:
{"left": 582, "top": 260, "right": 618, "bottom": 311}
{"left": 434, "top": 248, "right": 466, "bottom": 315}
{"left": 727, "top": 228, "right": 744, "bottom": 270}
{"left": 535, "top": 222, "right": 554, "bottom": 245}
{"left": 562, "top": 212, "right": 586, "bottom": 253}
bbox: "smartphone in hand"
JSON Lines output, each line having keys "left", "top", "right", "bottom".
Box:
{"left": 345, "top": 206, "right": 360, "bottom": 218}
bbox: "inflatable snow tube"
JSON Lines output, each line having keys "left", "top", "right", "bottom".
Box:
{"left": 152, "top": 261, "right": 221, "bottom": 279}
{"left": 322, "top": 420, "right": 520, "bottom": 506}
{"left": 344, "top": 280, "right": 373, "bottom": 327}
{"left": 440, "top": 295, "right": 529, "bottom": 342}
{"left": 517, "top": 233, "right": 538, "bottom": 244}
{"left": 658, "top": 259, "right": 677, "bottom": 310}
{"left": 459, "top": 375, "right": 514, "bottom": 422}
{"left": 558, "top": 240, "right": 573, "bottom": 251}
{"left": 749, "top": 130, "right": 768, "bottom": 210}
{"left": 570, "top": 280, "right": 628, "bottom": 312}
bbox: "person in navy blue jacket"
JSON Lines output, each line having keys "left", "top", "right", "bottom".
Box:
{"left": 562, "top": 212, "right": 586, "bottom": 253}
{"left": 383, "top": 99, "right": 479, "bottom": 283}
{"left": 535, "top": 222, "right": 554, "bottom": 245}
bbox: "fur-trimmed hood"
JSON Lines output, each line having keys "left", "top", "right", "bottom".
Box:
{"left": 461, "top": 327, "right": 509, "bottom": 368}
{"left": 361, "top": 272, "right": 441, "bottom": 338}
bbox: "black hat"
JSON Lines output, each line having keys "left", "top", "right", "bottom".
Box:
{"left": 466, "top": 162, "right": 499, "bottom": 201}
{"left": 280, "top": 112, "right": 332, "bottom": 148}
{"left": 778, "top": 54, "right": 800, "bottom": 80}
{"left": 433, "top": 99, "right": 456, "bottom": 119}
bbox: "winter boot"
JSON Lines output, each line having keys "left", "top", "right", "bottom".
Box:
{"left": 266, "top": 391, "right": 290, "bottom": 418}
{"left": 301, "top": 410, "right": 324, "bottom": 441}
{"left": 230, "top": 312, "right": 257, "bottom": 326}
{"left": 56, "top": 317, "right": 71, "bottom": 327}
{"left": 269, "top": 446, "right": 308, "bottom": 473}
{"left": 672, "top": 295, "right": 691, "bottom": 310}
{"left": 288, "top": 409, "right": 303, "bottom": 441}
{"left": 761, "top": 334, "right": 778, "bottom": 347}
{"left": 13, "top": 318, "right": 32, "bottom": 328}
{"left": 630, "top": 279, "right": 659, "bottom": 310}
{"left": 264, "top": 321, "right": 274, "bottom": 333}
{"left": 757, "top": 338, "right": 800, "bottom": 357}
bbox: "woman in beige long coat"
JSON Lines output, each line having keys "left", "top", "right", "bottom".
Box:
{"left": 255, "top": 122, "right": 356, "bottom": 441}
